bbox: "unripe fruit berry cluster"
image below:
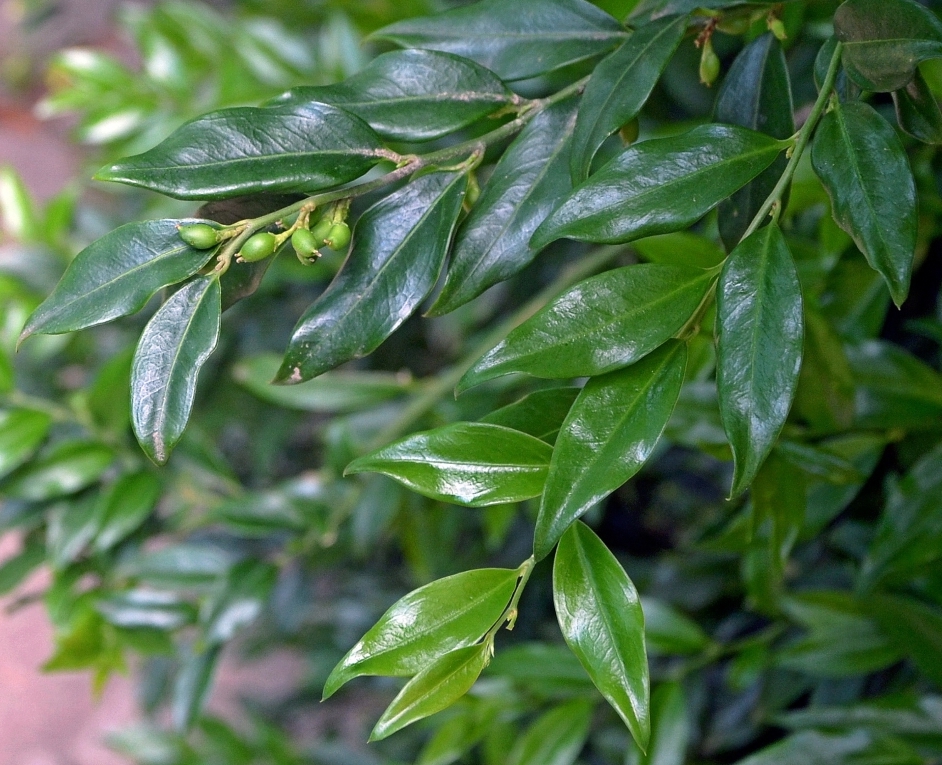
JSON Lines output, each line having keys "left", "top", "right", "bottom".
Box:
{"left": 239, "top": 232, "right": 278, "bottom": 262}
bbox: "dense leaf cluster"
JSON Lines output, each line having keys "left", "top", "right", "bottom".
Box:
{"left": 2, "top": 0, "right": 942, "bottom": 763}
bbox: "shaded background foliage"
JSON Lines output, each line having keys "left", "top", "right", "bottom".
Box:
{"left": 1, "top": 1, "right": 942, "bottom": 764}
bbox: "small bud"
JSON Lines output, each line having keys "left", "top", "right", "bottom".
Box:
{"left": 239, "top": 232, "right": 278, "bottom": 262}
{"left": 768, "top": 17, "right": 787, "bottom": 40}
{"left": 618, "top": 118, "right": 640, "bottom": 145}
{"left": 324, "top": 222, "right": 351, "bottom": 251}
{"left": 309, "top": 217, "right": 333, "bottom": 247}
{"left": 465, "top": 173, "right": 481, "bottom": 208}
{"left": 178, "top": 223, "right": 219, "bottom": 249}
{"left": 292, "top": 227, "right": 320, "bottom": 259}
{"left": 699, "top": 37, "right": 720, "bottom": 87}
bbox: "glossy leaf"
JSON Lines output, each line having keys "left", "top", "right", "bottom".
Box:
{"left": 459, "top": 264, "right": 713, "bottom": 391}
{"left": 345, "top": 423, "right": 552, "bottom": 507}
{"left": 119, "top": 543, "right": 234, "bottom": 587}
{"left": 835, "top": 0, "right": 942, "bottom": 92}
{"left": 234, "top": 354, "right": 408, "bottom": 413}
{"left": 429, "top": 98, "right": 578, "bottom": 316}
{"left": 274, "top": 49, "right": 516, "bottom": 142}
{"left": 370, "top": 644, "right": 490, "bottom": 741}
{"left": 554, "top": 521, "right": 650, "bottom": 751}
{"left": 372, "top": 0, "right": 628, "bottom": 82}
{"left": 536, "top": 341, "right": 687, "bottom": 560}
{"left": 277, "top": 170, "right": 466, "bottom": 383}
{"left": 0, "top": 408, "right": 52, "bottom": 481}
{"left": 714, "top": 33, "right": 795, "bottom": 251}
{"left": 631, "top": 0, "right": 782, "bottom": 21}
{"left": 570, "top": 14, "right": 687, "bottom": 182}
{"left": 894, "top": 69, "right": 942, "bottom": 144}
{"left": 632, "top": 231, "right": 725, "bottom": 269}
{"left": 716, "top": 225, "right": 803, "bottom": 497}
{"left": 507, "top": 700, "right": 593, "bottom": 765}
{"left": 323, "top": 567, "right": 518, "bottom": 698}
{"left": 1, "top": 440, "right": 114, "bottom": 501}
{"left": 811, "top": 101, "right": 917, "bottom": 306}
{"left": 94, "top": 472, "right": 162, "bottom": 552}
{"left": 95, "top": 102, "right": 386, "bottom": 199}
{"left": 480, "top": 387, "right": 581, "bottom": 444}
{"left": 532, "top": 125, "right": 785, "bottom": 248}
{"left": 131, "top": 276, "right": 221, "bottom": 465}
{"left": 19, "top": 219, "right": 218, "bottom": 341}
{"left": 97, "top": 589, "right": 196, "bottom": 631}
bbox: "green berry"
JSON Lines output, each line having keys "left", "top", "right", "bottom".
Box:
{"left": 178, "top": 223, "right": 219, "bottom": 249}
{"left": 309, "top": 217, "right": 333, "bottom": 247}
{"left": 239, "top": 232, "right": 278, "bottom": 262}
{"left": 324, "top": 222, "right": 351, "bottom": 251}
{"left": 699, "top": 38, "right": 720, "bottom": 87}
{"left": 292, "top": 227, "right": 320, "bottom": 259}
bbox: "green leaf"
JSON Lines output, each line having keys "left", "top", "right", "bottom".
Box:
{"left": 274, "top": 50, "right": 516, "bottom": 142}
{"left": 324, "top": 567, "right": 518, "bottom": 698}
{"left": 0, "top": 540, "right": 44, "bottom": 596}
{"left": 641, "top": 597, "right": 711, "bottom": 656}
{"left": 535, "top": 340, "right": 687, "bottom": 560}
{"left": 507, "top": 700, "right": 593, "bottom": 765}
{"left": 95, "top": 102, "right": 386, "bottom": 200}
{"left": 732, "top": 731, "right": 917, "bottom": 765}
{"left": 554, "top": 521, "right": 650, "bottom": 751}
{"left": 459, "top": 264, "right": 713, "bottom": 391}
{"left": 370, "top": 643, "right": 490, "bottom": 741}
{"left": 792, "top": 306, "right": 855, "bottom": 432}
{"left": 173, "top": 643, "right": 221, "bottom": 732}
{"left": 202, "top": 560, "right": 278, "bottom": 645}
{"left": 47, "top": 494, "right": 100, "bottom": 568}
{"left": 97, "top": 590, "right": 196, "bottom": 631}
{"left": 277, "top": 170, "right": 466, "bottom": 383}
{"left": 480, "top": 387, "right": 581, "bottom": 444}
{"left": 714, "top": 33, "right": 795, "bottom": 251}
{"left": 835, "top": 0, "right": 942, "bottom": 92}
{"left": 94, "top": 471, "right": 162, "bottom": 552}
{"left": 811, "top": 101, "right": 917, "bottom": 306}
{"left": 0, "top": 165, "right": 39, "bottom": 240}
{"left": 631, "top": 0, "right": 783, "bottom": 21}
{"left": 372, "top": 0, "right": 628, "bottom": 82}
{"left": 2, "top": 440, "right": 114, "bottom": 501}
{"left": 716, "top": 224, "right": 803, "bottom": 497}
{"left": 428, "top": 98, "right": 578, "bottom": 316}
{"left": 0, "top": 408, "right": 52, "bottom": 481}
{"left": 131, "top": 275, "right": 221, "bottom": 465}
{"left": 486, "top": 642, "right": 595, "bottom": 697}
{"left": 119, "top": 543, "right": 234, "bottom": 587}
{"left": 234, "top": 354, "right": 409, "bottom": 413}
{"left": 643, "top": 682, "right": 689, "bottom": 765}
{"left": 19, "top": 220, "right": 218, "bottom": 341}
{"left": 345, "top": 422, "right": 552, "bottom": 507}
{"left": 894, "top": 68, "right": 942, "bottom": 144}
{"left": 570, "top": 14, "right": 687, "bottom": 182}
{"left": 532, "top": 125, "right": 785, "bottom": 249}
{"left": 632, "top": 231, "right": 726, "bottom": 269}
{"left": 865, "top": 594, "right": 942, "bottom": 686}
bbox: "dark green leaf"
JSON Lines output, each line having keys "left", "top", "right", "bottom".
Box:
{"left": 370, "top": 644, "right": 490, "bottom": 741}
{"left": 47, "top": 494, "right": 100, "bottom": 568}
{"left": 632, "top": 231, "right": 725, "bottom": 269}
{"left": 554, "top": 521, "right": 649, "bottom": 751}
{"left": 119, "top": 543, "right": 234, "bottom": 587}
{"left": 97, "top": 590, "right": 196, "bottom": 631}
{"left": 277, "top": 170, "right": 466, "bottom": 383}
{"left": 480, "top": 387, "right": 581, "bottom": 444}
{"left": 429, "top": 98, "right": 578, "bottom": 316}
{"left": 631, "top": 0, "right": 783, "bottom": 21}
{"left": 507, "top": 700, "right": 593, "bottom": 765}
{"left": 0, "top": 408, "right": 52, "bottom": 481}
{"left": 811, "top": 101, "right": 917, "bottom": 306}
{"left": 732, "top": 731, "right": 917, "bottom": 765}
{"left": 536, "top": 340, "right": 686, "bottom": 560}
{"left": 486, "top": 642, "right": 595, "bottom": 697}
{"left": 372, "top": 0, "right": 628, "bottom": 82}
{"left": 866, "top": 594, "right": 942, "bottom": 686}
{"left": 323, "top": 567, "right": 518, "bottom": 698}
{"left": 532, "top": 125, "right": 785, "bottom": 248}
{"left": 894, "top": 68, "right": 942, "bottom": 143}
{"left": 173, "top": 643, "right": 221, "bottom": 732}
{"left": 345, "top": 423, "right": 552, "bottom": 507}
{"left": 643, "top": 682, "right": 689, "bottom": 765}
{"left": 234, "top": 354, "right": 409, "bottom": 413}
{"left": 417, "top": 705, "right": 489, "bottom": 765}
{"left": 715, "top": 33, "right": 795, "bottom": 251}
{"left": 274, "top": 50, "right": 516, "bottom": 142}
{"left": 570, "top": 14, "right": 687, "bottom": 182}
{"left": 716, "top": 224, "right": 803, "bottom": 497}
{"left": 835, "top": 0, "right": 942, "bottom": 92}
{"left": 19, "top": 220, "right": 218, "bottom": 340}
{"left": 459, "top": 264, "right": 713, "bottom": 391}
{"left": 95, "top": 102, "right": 387, "bottom": 200}
{"left": 94, "top": 471, "right": 162, "bottom": 552}
{"left": 2, "top": 440, "right": 114, "bottom": 501}
{"left": 641, "top": 597, "right": 711, "bottom": 656}
{"left": 793, "top": 306, "right": 856, "bottom": 432}
{"left": 202, "top": 561, "right": 278, "bottom": 645}
{"left": 131, "top": 275, "right": 221, "bottom": 465}
{"left": 0, "top": 541, "right": 44, "bottom": 596}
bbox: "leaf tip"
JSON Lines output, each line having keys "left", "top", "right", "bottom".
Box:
{"left": 272, "top": 362, "right": 306, "bottom": 386}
